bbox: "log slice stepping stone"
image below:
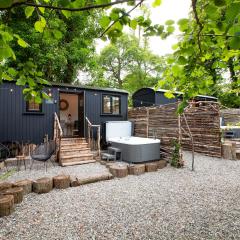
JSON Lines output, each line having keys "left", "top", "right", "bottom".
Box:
{"left": 15, "top": 179, "right": 32, "bottom": 195}
{"left": 145, "top": 162, "right": 158, "bottom": 172}
{"left": 0, "top": 195, "right": 14, "bottom": 217}
{"left": 32, "top": 177, "right": 53, "bottom": 194}
{"left": 109, "top": 163, "right": 128, "bottom": 178}
{"left": 128, "top": 164, "right": 145, "bottom": 175}
{"left": 53, "top": 175, "right": 70, "bottom": 189}
{"left": 2, "top": 187, "right": 24, "bottom": 204}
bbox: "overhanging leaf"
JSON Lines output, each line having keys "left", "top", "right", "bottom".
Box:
{"left": 152, "top": 0, "right": 161, "bottom": 7}
{"left": 25, "top": 6, "right": 34, "bottom": 18}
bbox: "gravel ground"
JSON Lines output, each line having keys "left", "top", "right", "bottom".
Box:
{"left": 1, "top": 152, "right": 240, "bottom": 240}
{"left": 1, "top": 162, "right": 110, "bottom": 182}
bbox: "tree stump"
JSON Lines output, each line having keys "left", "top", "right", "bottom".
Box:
{"left": 32, "top": 177, "right": 53, "bottom": 194}
{"left": 53, "top": 175, "right": 70, "bottom": 189}
{"left": 0, "top": 182, "right": 14, "bottom": 192}
{"left": 156, "top": 160, "right": 167, "bottom": 169}
{"left": 231, "top": 142, "right": 237, "bottom": 160}
{"left": 0, "top": 195, "right": 14, "bottom": 217}
{"left": 15, "top": 179, "right": 32, "bottom": 195}
{"left": 222, "top": 143, "right": 234, "bottom": 159}
{"left": 2, "top": 187, "right": 24, "bottom": 204}
{"left": 145, "top": 162, "right": 158, "bottom": 172}
{"left": 109, "top": 164, "right": 128, "bottom": 178}
{"left": 128, "top": 164, "right": 145, "bottom": 175}
{"left": 70, "top": 176, "right": 81, "bottom": 187}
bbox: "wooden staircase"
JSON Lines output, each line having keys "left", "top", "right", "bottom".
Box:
{"left": 59, "top": 138, "right": 95, "bottom": 166}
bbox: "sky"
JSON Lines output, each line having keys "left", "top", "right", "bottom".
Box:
{"left": 96, "top": 0, "right": 191, "bottom": 56}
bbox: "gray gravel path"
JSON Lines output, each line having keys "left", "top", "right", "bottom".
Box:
{"left": 1, "top": 152, "right": 240, "bottom": 240}
{"left": 1, "top": 162, "right": 110, "bottom": 182}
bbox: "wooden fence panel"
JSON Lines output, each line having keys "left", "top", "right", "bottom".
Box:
{"left": 128, "top": 102, "right": 221, "bottom": 159}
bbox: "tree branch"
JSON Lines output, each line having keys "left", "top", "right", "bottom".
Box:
{"left": 191, "top": 0, "right": 203, "bottom": 53}
{"left": 0, "top": 0, "right": 141, "bottom": 11}
{"left": 99, "top": 0, "right": 144, "bottom": 38}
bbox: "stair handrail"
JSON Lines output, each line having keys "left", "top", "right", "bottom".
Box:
{"left": 54, "top": 112, "right": 63, "bottom": 162}
{"left": 85, "top": 116, "right": 101, "bottom": 156}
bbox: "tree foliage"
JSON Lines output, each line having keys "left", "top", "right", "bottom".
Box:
{"left": 159, "top": 0, "right": 240, "bottom": 108}
{"left": 0, "top": 0, "right": 167, "bottom": 101}
{"left": 88, "top": 34, "right": 166, "bottom": 93}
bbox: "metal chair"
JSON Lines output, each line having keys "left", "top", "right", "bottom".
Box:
{"left": 0, "top": 143, "right": 10, "bottom": 171}
{"left": 30, "top": 140, "right": 56, "bottom": 172}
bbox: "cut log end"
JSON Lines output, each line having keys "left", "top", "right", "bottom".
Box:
{"left": 0, "top": 182, "right": 14, "bottom": 192}
{"left": 2, "top": 187, "right": 24, "bottom": 204}
{"left": 145, "top": 162, "right": 158, "bottom": 172}
{"left": 32, "top": 177, "right": 53, "bottom": 194}
{"left": 0, "top": 195, "right": 14, "bottom": 217}
{"left": 109, "top": 164, "right": 128, "bottom": 178}
{"left": 128, "top": 164, "right": 145, "bottom": 175}
{"left": 53, "top": 175, "right": 70, "bottom": 189}
{"left": 15, "top": 179, "right": 32, "bottom": 195}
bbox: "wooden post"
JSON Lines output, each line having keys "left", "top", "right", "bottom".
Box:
{"left": 146, "top": 108, "right": 149, "bottom": 138}
{"left": 97, "top": 126, "right": 101, "bottom": 156}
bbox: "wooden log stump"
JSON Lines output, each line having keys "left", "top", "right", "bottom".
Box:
{"left": 109, "top": 164, "right": 128, "bottom": 178}
{"left": 222, "top": 143, "right": 234, "bottom": 159}
{"left": 53, "top": 175, "right": 70, "bottom": 189}
{"left": 156, "top": 160, "right": 167, "bottom": 169}
{"left": 2, "top": 187, "right": 23, "bottom": 204}
{"left": 128, "top": 164, "right": 145, "bottom": 175}
{"left": 0, "top": 182, "right": 14, "bottom": 192}
{"left": 70, "top": 176, "right": 81, "bottom": 187}
{"left": 0, "top": 195, "right": 14, "bottom": 217}
{"left": 77, "top": 173, "right": 114, "bottom": 185}
{"left": 231, "top": 142, "right": 237, "bottom": 160}
{"left": 32, "top": 177, "right": 53, "bottom": 194}
{"left": 145, "top": 162, "right": 158, "bottom": 172}
{"left": 15, "top": 179, "right": 32, "bottom": 195}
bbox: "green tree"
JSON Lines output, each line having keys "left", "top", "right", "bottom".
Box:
{"left": 0, "top": 0, "right": 165, "bottom": 101}
{"left": 89, "top": 34, "right": 166, "bottom": 93}
{"left": 3, "top": 10, "right": 99, "bottom": 84}
{"left": 159, "top": 0, "right": 240, "bottom": 108}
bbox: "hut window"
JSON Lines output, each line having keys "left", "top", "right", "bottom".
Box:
{"left": 26, "top": 98, "right": 42, "bottom": 112}
{"left": 102, "top": 95, "right": 120, "bottom": 115}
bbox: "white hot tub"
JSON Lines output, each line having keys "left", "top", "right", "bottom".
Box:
{"left": 105, "top": 121, "right": 160, "bottom": 163}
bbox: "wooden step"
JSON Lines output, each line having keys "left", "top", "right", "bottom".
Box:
{"left": 61, "top": 148, "right": 91, "bottom": 155}
{"left": 62, "top": 137, "right": 86, "bottom": 142}
{"left": 61, "top": 142, "right": 89, "bottom": 148}
{"left": 61, "top": 160, "right": 96, "bottom": 167}
{"left": 61, "top": 153, "right": 94, "bottom": 162}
